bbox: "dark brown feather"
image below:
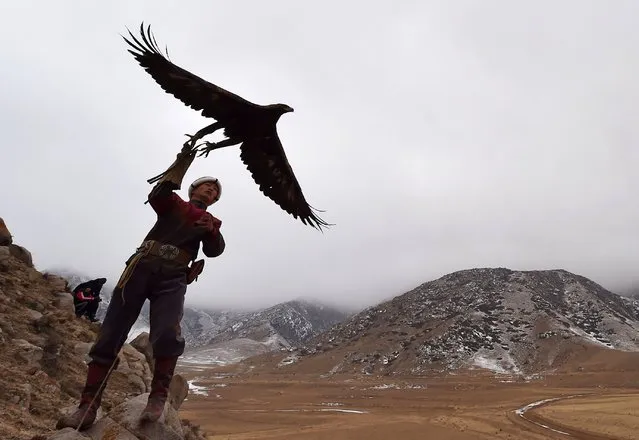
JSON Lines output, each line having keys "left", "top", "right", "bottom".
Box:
{"left": 122, "top": 22, "right": 260, "bottom": 121}
{"left": 239, "top": 132, "right": 331, "bottom": 230}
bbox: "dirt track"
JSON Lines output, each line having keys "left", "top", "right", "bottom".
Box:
{"left": 177, "top": 369, "right": 639, "bottom": 440}
{"left": 521, "top": 393, "right": 639, "bottom": 439}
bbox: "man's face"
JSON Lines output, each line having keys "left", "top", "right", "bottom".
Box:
{"left": 190, "top": 181, "right": 219, "bottom": 206}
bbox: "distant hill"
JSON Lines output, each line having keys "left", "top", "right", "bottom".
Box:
{"left": 265, "top": 268, "right": 639, "bottom": 378}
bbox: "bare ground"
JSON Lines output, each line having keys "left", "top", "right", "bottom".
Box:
{"left": 177, "top": 364, "right": 639, "bottom": 440}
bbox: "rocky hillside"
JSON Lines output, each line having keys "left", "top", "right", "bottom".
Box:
{"left": 273, "top": 268, "right": 639, "bottom": 378}
{"left": 0, "top": 218, "right": 206, "bottom": 440}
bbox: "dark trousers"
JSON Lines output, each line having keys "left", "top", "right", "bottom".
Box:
{"left": 88, "top": 260, "right": 187, "bottom": 366}
{"left": 75, "top": 300, "right": 99, "bottom": 319}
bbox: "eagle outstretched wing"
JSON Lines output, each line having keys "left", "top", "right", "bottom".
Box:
{"left": 239, "top": 130, "right": 331, "bottom": 231}
{"left": 123, "top": 22, "right": 332, "bottom": 231}
{"left": 122, "top": 23, "right": 260, "bottom": 120}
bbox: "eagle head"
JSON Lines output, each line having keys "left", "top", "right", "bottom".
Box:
{"left": 273, "top": 103, "right": 294, "bottom": 114}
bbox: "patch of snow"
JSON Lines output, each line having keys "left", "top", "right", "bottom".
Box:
{"left": 370, "top": 384, "right": 401, "bottom": 390}
{"left": 274, "top": 408, "right": 369, "bottom": 414}
{"left": 318, "top": 408, "right": 367, "bottom": 414}
{"left": 278, "top": 354, "right": 299, "bottom": 367}
{"left": 470, "top": 350, "right": 520, "bottom": 375}
{"left": 567, "top": 326, "right": 614, "bottom": 349}
{"left": 366, "top": 383, "right": 426, "bottom": 390}
{"left": 187, "top": 380, "right": 209, "bottom": 396}
{"left": 180, "top": 338, "right": 273, "bottom": 365}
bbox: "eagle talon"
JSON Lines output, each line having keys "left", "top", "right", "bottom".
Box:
{"left": 196, "top": 141, "right": 217, "bottom": 158}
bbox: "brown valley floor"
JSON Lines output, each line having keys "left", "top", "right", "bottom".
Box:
{"left": 178, "top": 366, "right": 639, "bottom": 440}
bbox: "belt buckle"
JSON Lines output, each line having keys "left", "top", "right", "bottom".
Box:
{"left": 158, "top": 244, "right": 180, "bottom": 260}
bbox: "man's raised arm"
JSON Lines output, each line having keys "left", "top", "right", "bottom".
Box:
{"left": 147, "top": 150, "right": 197, "bottom": 215}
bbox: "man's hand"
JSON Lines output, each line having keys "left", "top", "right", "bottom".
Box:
{"left": 177, "top": 148, "right": 197, "bottom": 160}
{"left": 195, "top": 213, "right": 222, "bottom": 233}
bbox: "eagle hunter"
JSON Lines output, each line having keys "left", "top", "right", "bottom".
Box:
{"left": 122, "top": 23, "right": 331, "bottom": 231}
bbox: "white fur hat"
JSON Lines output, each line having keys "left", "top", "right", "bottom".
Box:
{"left": 188, "top": 176, "right": 221, "bottom": 202}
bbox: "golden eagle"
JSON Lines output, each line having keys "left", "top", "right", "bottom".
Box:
{"left": 122, "top": 23, "right": 331, "bottom": 231}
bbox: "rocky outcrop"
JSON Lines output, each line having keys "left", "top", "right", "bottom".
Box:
{"left": 9, "top": 244, "right": 33, "bottom": 268}
{"left": 43, "top": 335, "right": 201, "bottom": 440}
{"left": 0, "top": 241, "right": 207, "bottom": 440}
{"left": 130, "top": 333, "right": 154, "bottom": 371}
{"left": 0, "top": 217, "right": 12, "bottom": 246}
{"left": 44, "top": 386, "right": 204, "bottom": 440}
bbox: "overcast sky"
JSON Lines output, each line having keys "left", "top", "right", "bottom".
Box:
{"left": 1, "top": 1, "right": 637, "bottom": 310}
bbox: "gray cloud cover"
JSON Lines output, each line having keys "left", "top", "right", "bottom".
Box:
{"left": 1, "top": 1, "right": 637, "bottom": 310}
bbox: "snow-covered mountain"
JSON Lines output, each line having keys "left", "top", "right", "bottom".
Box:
{"left": 179, "top": 299, "right": 349, "bottom": 366}
{"left": 275, "top": 268, "right": 639, "bottom": 377}
{"left": 180, "top": 307, "right": 241, "bottom": 347}
{"left": 206, "top": 299, "right": 348, "bottom": 348}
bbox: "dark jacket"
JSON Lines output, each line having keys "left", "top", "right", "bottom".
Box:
{"left": 142, "top": 183, "right": 226, "bottom": 263}
{"left": 73, "top": 278, "right": 106, "bottom": 303}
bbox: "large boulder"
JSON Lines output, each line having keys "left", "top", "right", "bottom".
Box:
{"left": 37, "top": 379, "right": 196, "bottom": 440}
{"left": 52, "top": 291, "right": 75, "bottom": 316}
{"left": 40, "top": 428, "right": 91, "bottom": 439}
{"left": 103, "top": 393, "right": 184, "bottom": 440}
{"left": 128, "top": 332, "right": 189, "bottom": 409}
{"left": 47, "top": 381, "right": 192, "bottom": 440}
{"left": 43, "top": 273, "right": 70, "bottom": 292}
{"left": 37, "top": 333, "right": 195, "bottom": 440}
{"left": 13, "top": 338, "right": 44, "bottom": 367}
{"left": 111, "top": 344, "right": 153, "bottom": 393}
{"left": 0, "top": 246, "right": 10, "bottom": 270}
{"left": 130, "top": 332, "right": 153, "bottom": 370}
{"left": 0, "top": 217, "right": 12, "bottom": 245}
{"left": 83, "top": 416, "right": 138, "bottom": 439}
{"left": 168, "top": 374, "right": 189, "bottom": 410}
{"left": 9, "top": 244, "right": 33, "bottom": 267}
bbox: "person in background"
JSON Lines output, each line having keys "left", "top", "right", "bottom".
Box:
{"left": 73, "top": 278, "right": 107, "bottom": 322}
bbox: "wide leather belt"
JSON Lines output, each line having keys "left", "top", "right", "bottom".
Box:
{"left": 116, "top": 240, "right": 193, "bottom": 290}
{"left": 137, "top": 240, "right": 192, "bottom": 266}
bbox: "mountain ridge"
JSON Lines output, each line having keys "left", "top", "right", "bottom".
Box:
{"left": 253, "top": 267, "right": 639, "bottom": 378}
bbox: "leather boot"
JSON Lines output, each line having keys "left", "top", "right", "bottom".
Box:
{"left": 140, "top": 356, "right": 178, "bottom": 423}
{"left": 56, "top": 361, "right": 112, "bottom": 430}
